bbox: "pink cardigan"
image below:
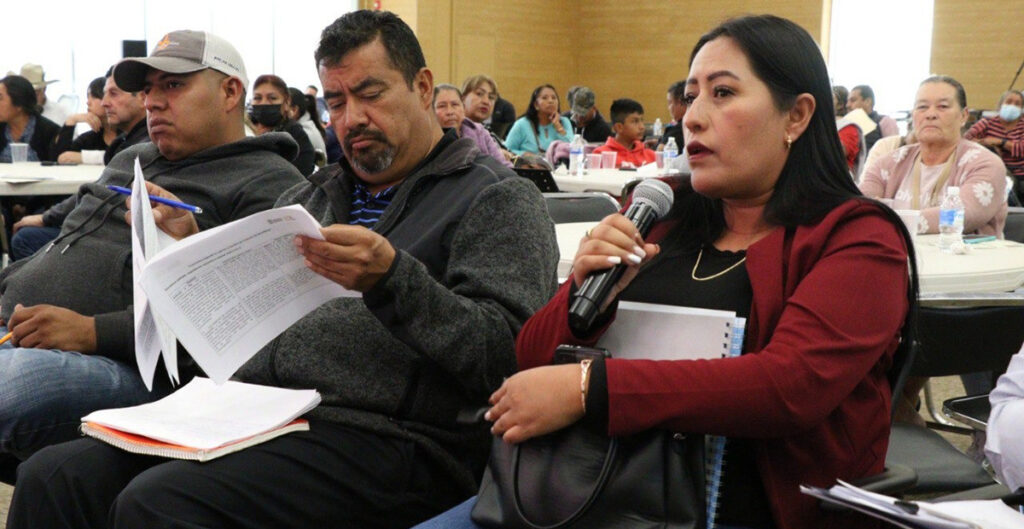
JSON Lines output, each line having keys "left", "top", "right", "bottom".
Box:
{"left": 860, "top": 138, "right": 1007, "bottom": 237}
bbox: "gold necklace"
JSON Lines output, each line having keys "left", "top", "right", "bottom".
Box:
{"left": 691, "top": 246, "right": 747, "bottom": 281}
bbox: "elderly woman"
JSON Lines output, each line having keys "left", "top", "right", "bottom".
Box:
{"left": 965, "top": 90, "right": 1024, "bottom": 199}
{"left": 433, "top": 84, "right": 512, "bottom": 167}
{"left": 0, "top": 75, "right": 59, "bottom": 162}
{"left": 504, "top": 84, "right": 573, "bottom": 156}
{"left": 417, "top": 14, "right": 915, "bottom": 529}
{"left": 249, "top": 74, "right": 316, "bottom": 175}
{"left": 861, "top": 76, "right": 1007, "bottom": 237}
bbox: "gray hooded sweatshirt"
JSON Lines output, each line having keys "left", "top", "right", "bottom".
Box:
{"left": 234, "top": 134, "right": 559, "bottom": 493}
{"left": 0, "top": 133, "right": 305, "bottom": 364}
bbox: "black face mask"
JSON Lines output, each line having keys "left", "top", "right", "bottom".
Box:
{"left": 249, "top": 104, "right": 284, "bottom": 127}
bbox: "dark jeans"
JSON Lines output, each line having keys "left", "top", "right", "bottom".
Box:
{"left": 9, "top": 421, "right": 463, "bottom": 529}
{"left": 10, "top": 225, "right": 60, "bottom": 260}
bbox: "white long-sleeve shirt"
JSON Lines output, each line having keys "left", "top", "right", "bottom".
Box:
{"left": 986, "top": 346, "right": 1024, "bottom": 491}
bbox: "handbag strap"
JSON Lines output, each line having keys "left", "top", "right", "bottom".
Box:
{"left": 510, "top": 436, "right": 619, "bottom": 529}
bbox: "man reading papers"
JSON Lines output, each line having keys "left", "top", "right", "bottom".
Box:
{"left": 9, "top": 10, "right": 558, "bottom": 529}
{"left": 0, "top": 31, "right": 303, "bottom": 464}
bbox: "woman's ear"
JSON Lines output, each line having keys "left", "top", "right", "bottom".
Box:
{"left": 786, "top": 93, "right": 816, "bottom": 142}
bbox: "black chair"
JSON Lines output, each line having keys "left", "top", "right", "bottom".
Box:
{"left": 514, "top": 168, "right": 559, "bottom": 193}
{"left": 942, "top": 394, "right": 991, "bottom": 432}
{"left": 884, "top": 305, "right": 1024, "bottom": 494}
{"left": 542, "top": 192, "right": 619, "bottom": 224}
{"left": 1004, "top": 212, "right": 1024, "bottom": 243}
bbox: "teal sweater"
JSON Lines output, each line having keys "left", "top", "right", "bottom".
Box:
{"left": 505, "top": 116, "right": 573, "bottom": 155}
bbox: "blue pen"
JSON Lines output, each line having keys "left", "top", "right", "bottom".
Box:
{"left": 107, "top": 185, "right": 203, "bottom": 214}
{"left": 964, "top": 235, "right": 996, "bottom": 245}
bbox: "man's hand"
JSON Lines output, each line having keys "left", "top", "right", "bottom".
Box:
{"left": 58, "top": 151, "right": 83, "bottom": 165}
{"left": 12, "top": 214, "right": 44, "bottom": 234}
{"left": 294, "top": 225, "right": 397, "bottom": 292}
{"left": 64, "top": 112, "right": 102, "bottom": 132}
{"left": 123, "top": 181, "right": 199, "bottom": 240}
{"left": 7, "top": 304, "right": 97, "bottom": 352}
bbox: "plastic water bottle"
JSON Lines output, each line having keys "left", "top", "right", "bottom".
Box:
{"left": 653, "top": 118, "right": 663, "bottom": 138}
{"left": 938, "top": 186, "right": 965, "bottom": 253}
{"left": 568, "top": 134, "right": 586, "bottom": 177}
{"left": 663, "top": 136, "right": 679, "bottom": 173}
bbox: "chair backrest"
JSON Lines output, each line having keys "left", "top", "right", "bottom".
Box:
{"left": 911, "top": 306, "right": 1024, "bottom": 379}
{"left": 1005, "top": 213, "right": 1024, "bottom": 242}
{"left": 515, "top": 168, "right": 559, "bottom": 193}
{"left": 543, "top": 192, "right": 620, "bottom": 224}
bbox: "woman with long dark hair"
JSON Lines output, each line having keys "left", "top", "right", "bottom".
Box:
{"left": 503, "top": 84, "right": 572, "bottom": 155}
{"left": 0, "top": 75, "right": 59, "bottom": 162}
{"left": 416, "top": 14, "right": 917, "bottom": 529}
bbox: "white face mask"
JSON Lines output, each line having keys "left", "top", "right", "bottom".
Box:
{"left": 999, "top": 103, "right": 1022, "bottom": 122}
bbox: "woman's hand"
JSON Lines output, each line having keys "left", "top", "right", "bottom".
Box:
{"left": 486, "top": 364, "right": 584, "bottom": 444}
{"left": 551, "top": 112, "right": 566, "bottom": 135}
{"left": 573, "top": 214, "right": 660, "bottom": 310}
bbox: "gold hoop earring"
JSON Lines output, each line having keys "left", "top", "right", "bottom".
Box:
{"left": 785, "top": 134, "right": 793, "bottom": 150}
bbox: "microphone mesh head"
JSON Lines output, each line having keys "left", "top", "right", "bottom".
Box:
{"left": 632, "top": 179, "right": 675, "bottom": 219}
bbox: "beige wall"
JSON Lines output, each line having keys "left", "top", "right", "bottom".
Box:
{"left": 932, "top": 0, "right": 1024, "bottom": 111}
{"left": 576, "top": 1, "right": 824, "bottom": 124}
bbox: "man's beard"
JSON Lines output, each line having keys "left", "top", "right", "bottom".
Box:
{"left": 344, "top": 128, "right": 395, "bottom": 174}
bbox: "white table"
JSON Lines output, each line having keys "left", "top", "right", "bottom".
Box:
{"left": 555, "top": 222, "right": 597, "bottom": 279}
{"left": 554, "top": 227, "right": 1024, "bottom": 303}
{"left": 915, "top": 235, "right": 1024, "bottom": 305}
{"left": 0, "top": 162, "right": 103, "bottom": 195}
{"left": 552, "top": 168, "right": 646, "bottom": 196}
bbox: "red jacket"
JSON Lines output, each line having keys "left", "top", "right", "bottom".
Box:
{"left": 591, "top": 137, "right": 656, "bottom": 168}
{"left": 516, "top": 199, "right": 909, "bottom": 529}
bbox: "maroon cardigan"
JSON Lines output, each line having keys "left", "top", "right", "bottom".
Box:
{"left": 516, "top": 199, "right": 909, "bottom": 529}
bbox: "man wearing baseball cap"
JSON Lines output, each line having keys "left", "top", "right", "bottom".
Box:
{"left": 569, "top": 86, "right": 612, "bottom": 143}
{"left": 0, "top": 30, "right": 303, "bottom": 472}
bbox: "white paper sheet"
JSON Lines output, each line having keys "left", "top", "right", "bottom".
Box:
{"left": 131, "top": 158, "right": 180, "bottom": 390}
{"left": 82, "top": 377, "right": 321, "bottom": 449}
{"left": 139, "top": 205, "right": 357, "bottom": 384}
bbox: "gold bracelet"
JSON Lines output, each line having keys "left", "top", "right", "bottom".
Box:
{"left": 580, "top": 359, "right": 593, "bottom": 414}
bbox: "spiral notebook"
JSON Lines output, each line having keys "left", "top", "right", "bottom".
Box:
{"left": 596, "top": 301, "right": 740, "bottom": 361}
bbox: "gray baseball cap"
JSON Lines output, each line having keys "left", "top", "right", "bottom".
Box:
{"left": 571, "top": 87, "right": 596, "bottom": 119}
{"left": 113, "top": 30, "right": 249, "bottom": 92}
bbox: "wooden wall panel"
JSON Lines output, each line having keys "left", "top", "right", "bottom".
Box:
{"left": 577, "top": 1, "right": 825, "bottom": 125}
{"left": 932, "top": 0, "right": 1024, "bottom": 111}
{"left": 447, "top": 0, "right": 577, "bottom": 116}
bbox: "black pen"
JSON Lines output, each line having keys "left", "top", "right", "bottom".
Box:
{"left": 107, "top": 185, "right": 203, "bottom": 214}
{"left": 894, "top": 499, "right": 919, "bottom": 515}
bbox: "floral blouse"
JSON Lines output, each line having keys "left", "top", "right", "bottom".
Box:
{"left": 859, "top": 138, "right": 1008, "bottom": 237}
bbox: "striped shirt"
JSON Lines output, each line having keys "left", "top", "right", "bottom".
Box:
{"left": 349, "top": 181, "right": 398, "bottom": 228}
{"left": 965, "top": 116, "right": 1024, "bottom": 179}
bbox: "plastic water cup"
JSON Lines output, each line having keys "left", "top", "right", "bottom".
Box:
{"left": 895, "top": 209, "right": 921, "bottom": 237}
{"left": 586, "top": 153, "right": 602, "bottom": 171}
{"left": 9, "top": 143, "right": 28, "bottom": 163}
{"left": 655, "top": 151, "right": 665, "bottom": 170}
{"left": 601, "top": 151, "right": 617, "bottom": 169}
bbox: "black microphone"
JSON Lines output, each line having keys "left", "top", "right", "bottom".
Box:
{"left": 568, "top": 179, "right": 674, "bottom": 331}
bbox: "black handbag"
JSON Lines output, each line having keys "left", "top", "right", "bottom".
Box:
{"left": 470, "top": 347, "right": 706, "bottom": 529}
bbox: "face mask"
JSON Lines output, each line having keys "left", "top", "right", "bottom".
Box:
{"left": 999, "top": 104, "right": 1022, "bottom": 122}
{"left": 250, "top": 104, "right": 284, "bottom": 127}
